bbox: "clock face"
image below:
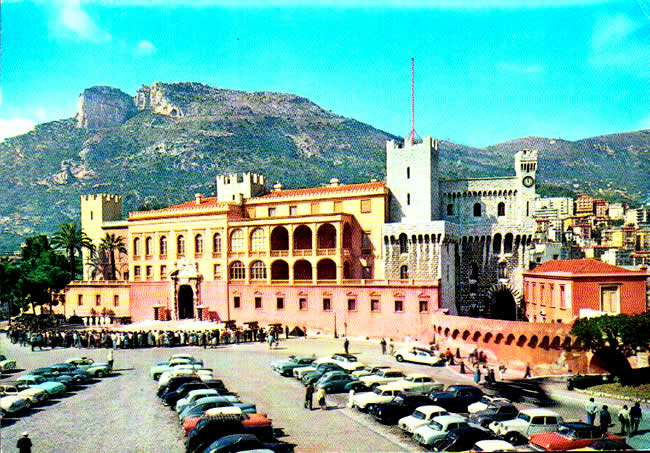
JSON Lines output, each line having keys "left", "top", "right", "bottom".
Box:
{"left": 522, "top": 176, "right": 535, "bottom": 187}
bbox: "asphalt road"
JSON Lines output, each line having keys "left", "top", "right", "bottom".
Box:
{"left": 1, "top": 333, "right": 648, "bottom": 452}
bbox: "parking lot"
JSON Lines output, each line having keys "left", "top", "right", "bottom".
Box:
{"left": 1, "top": 333, "right": 648, "bottom": 452}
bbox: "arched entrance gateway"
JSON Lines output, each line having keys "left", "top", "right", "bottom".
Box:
{"left": 170, "top": 261, "right": 202, "bottom": 320}
{"left": 485, "top": 284, "right": 519, "bottom": 321}
{"left": 178, "top": 285, "right": 194, "bottom": 319}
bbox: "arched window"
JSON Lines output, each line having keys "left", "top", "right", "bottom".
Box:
{"left": 229, "top": 261, "right": 245, "bottom": 280}
{"left": 230, "top": 229, "right": 244, "bottom": 252}
{"left": 145, "top": 237, "right": 152, "bottom": 256}
{"left": 133, "top": 238, "right": 141, "bottom": 257}
{"left": 497, "top": 202, "right": 506, "bottom": 217}
{"left": 470, "top": 263, "right": 479, "bottom": 280}
{"left": 399, "top": 233, "right": 408, "bottom": 254}
{"left": 159, "top": 236, "right": 167, "bottom": 256}
{"left": 176, "top": 235, "right": 185, "bottom": 256}
{"left": 493, "top": 233, "right": 502, "bottom": 254}
{"left": 194, "top": 234, "right": 203, "bottom": 254}
{"left": 250, "top": 228, "right": 266, "bottom": 252}
{"left": 447, "top": 204, "right": 453, "bottom": 215}
{"left": 400, "top": 265, "right": 409, "bottom": 279}
{"left": 250, "top": 261, "right": 267, "bottom": 280}
{"left": 473, "top": 203, "right": 482, "bottom": 217}
{"left": 504, "top": 233, "right": 513, "bottom": 253}
{"left": 213, "top": 233, "right": 222, "bottom": 253}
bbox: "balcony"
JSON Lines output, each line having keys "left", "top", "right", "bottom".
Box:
{"left": 270, "top": 250, "right": 289, "bottom": 257}
{"left": 292, "top": 249, "right": 313, "bottom": 257}
{"left": 212, "top": 252, "right": 222, "bottom": 258}
{"left": 316, "top": 248, "right": 336, "bottom": 256}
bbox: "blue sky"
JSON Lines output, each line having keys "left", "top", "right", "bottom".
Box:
{"left": 1, "top": 0, "right": 649, "bottom": 147}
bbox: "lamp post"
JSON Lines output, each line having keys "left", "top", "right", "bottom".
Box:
{"left": 333, "top": 312, "right": 338, "bottom": 338}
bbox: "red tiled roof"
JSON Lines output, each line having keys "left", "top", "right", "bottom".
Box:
{"left": 528, "top": 259, "right": 635, "bottom": 275}
{"left": 259, "top": 181, "right": 386, "bottom": 198}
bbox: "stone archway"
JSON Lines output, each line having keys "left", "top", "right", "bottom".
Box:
{"left": 178, "top": 285, "right": 194, "bottom": 319}
{"left": 485, "top": 283, "right": 519, "bottom": 321}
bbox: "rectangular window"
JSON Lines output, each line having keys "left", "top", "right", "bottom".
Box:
{"left": 559, "top": 285, "right": 566, "bottom": 309}
{"left": 289, "top": 205, "right": 297, "bottom": 216}
{"left": 160, "top": 265, "right": 167, "bottom": 280}
{"left": 362, "top": 266, "right": 372, "bottom": 279}
{"left": 548, "top": 284, "right": 555, "bottom": 307}
{"left": 394, "top": 300, "right": 404, "bottom": 312}
{"left": 419, "top": 300, "right": 429, "bottom": 313}
{"left": 347, "top": 298, "right": 356, "bottom": 311}
{"left": 322, "top": 298, "right": 331, "bottom": 311}
{"left": 213, "top": 264, "right": 221, "bottom": 280}
{"left": 95, "top": 295, "right": 101, "bottom": 306}
{"left": 146, "top": 265, "right": 153, "bottom": 280}
{"left": 540, "top": 284, "right": 545, "bottom": 306}
{"left": 600, "top": 286, "right": 619, "bottom": 313}
{"left": 334, "top": 201, "right": 343, "bottom": 213}
{"left": 299, "top": 297, "right": 308, "bottom": 311}
{"left": 113, "top": 295, "right": 119, "bottom": 307}
{"left": 276, "top": 297, "right": 284, "bottom": 310}
{"left": 255, "top": 296, "right": 262, "bottom": 309}
{"left": 134, "top": 266, "right": 141, "bottom": 280}
{"left": 78, "top": 294, "right": 83, "bottom": 306}
{"left": 371, "top": 299, "right": 380, "bottom": 312}
{"left": 268, "top": 207, "right": 276, "bottom": 217}
{"left": 361, "top": 232, "right": 372, "bottom": 254}
{"left": 360, "top": 199, "right": 371, "bottom": 213}
{"left": 310, "top": 202, "right": 320, "bottom": 214}
{"left": 233, "top": 296, "right": 240, "bottom": 309}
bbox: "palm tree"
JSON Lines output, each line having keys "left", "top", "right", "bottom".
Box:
{"left": 99, "top": 233, "right": 126, "bottom": 281}
{"left": 50, "top": 223, "right": 93, "bottom": 280}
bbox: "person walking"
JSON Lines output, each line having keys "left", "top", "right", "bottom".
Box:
{"left": 380, "top": 338, "right": 387, "bottom": 355}
{"left": 599, "top": 405, "right": 612, "bottom": 436}
{"left": 630, "top": 402, "right": 643, "bottom": 434}
{"left": 107, "top": 348, "right": 114, "bottom": 371}
{"left": 347, "top": 388, "right": 355, "bottom": 408}
{"left": 304, "top": 383, "right": 314, "bottom": 410}
{"left": 343, "top": 338, "right": 350, "bottom": 355}
{"left": 316, "top": 387, "right": 327, "bottom": 410}
{"left": 268, "top": 332, "right": 275, "bottom": 349}
{"left": 523, "top": 363, "right": 532, "bottom": 379}
{"left": 17, "top": 432, "right": 32, "bottom": 453}
{"left": 585, "top": 397, "right": 598, "bottom": 425}
{"left": 473, "top": 364, "right": 481, "bottom": 384}
{"left": 618, "top": 404, "right": 630, "bottom": 436}
{"left": 498, "top": 362, "right": 507, "bottom": 381}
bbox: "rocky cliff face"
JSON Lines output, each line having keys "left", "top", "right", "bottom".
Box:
{"left": 76, "top": 86, "right": 138, "bottom": 129}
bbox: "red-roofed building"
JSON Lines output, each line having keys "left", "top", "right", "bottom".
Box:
{"left": 523, "top": 259, "right": 647, "bottom": 324}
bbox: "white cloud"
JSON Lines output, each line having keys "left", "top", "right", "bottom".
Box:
{"left": 498, "top": 62, "right": 545, "bottom": 74}
{"left": 590, "top": 13, "right": 650, "bottom": 72}
{"left": 134, "top": 40, "right": 156, "bottom": 56}
{"left": 33, "top": 107, "right": 48, "bottom": 122}
{"left": 55, "top": 0, "right": 111, "bottom": 42}
{"left": 641, "top": 115, "right": 650, "bottom": 129}
{"left": 0, "top": 118, "right": 36, "bottom": 141}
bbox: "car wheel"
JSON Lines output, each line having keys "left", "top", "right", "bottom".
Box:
{"left": 95, "top": 371, "right": 104, "bottom": 378}
{"left": 395, "top": 355, "right": 404, "bottom": 362}
{"left": 325, "top": 386, "right": 333, "bottom": 393}
{"left": 505, "top": 432, "right": 523, "bottom": 445}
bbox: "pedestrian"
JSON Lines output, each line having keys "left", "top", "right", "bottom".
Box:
{"left": 523, "top": 363, "right": 532, "bottom": 379}
{"left": 630, "top": 402, "right": 643, "bottom": 434}
{"left": 316, "top": 387, "right": 327, "bottom": 410}
{"left": 473, "top": 364, "right": 481, "bottom": 384}
{"left": 17, "top": 432, "right": 32, "bottom": 453}
{"left": 107, "top": 348, "right": 114, "bottom": 370}
{"left": 268, "top": 333, "right": 275, "bottom": 349}
{"left": 303, "top": 325, "right": 307, "bottom": 339}
{"left": 285, "top": 325, "right": 289, "bottom": 339}
{"left": 498, "top": 362, "right": 507, "bottom": 381}
{"left": 389, "top": 340, "right": 394, "bottom": 355}
{"left": 487, "top": 368, "right": 496, "bottom": 385}
{"left": 599, "top": 405, "right": 612, "bottom": 436}
{"left": 380, "top": 338, "right": 387, "bottom": 355}
{"left": 343, "top": 338, "right": 350, "bottom": 354}
{"left": 585, "top": 397, "right": 598, "bottom": 425}
{"left": 347, "top": 388, "right": 355, "bottom": 408}
{"left": 618, "top": 404, "right": 630, "bottom": 435}
{"left": 304, "top": 383, "right": 314, "bottom": 410}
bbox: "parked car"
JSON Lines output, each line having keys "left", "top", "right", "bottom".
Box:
{"left": 49, "top": 363, "right": 90, "bottom": 383}
{"left": 574, "top": 439, "right": 633, "bottom": 451}
{"left": 301, "top": 363, "right": 345, "bottom": 385}
{"left": 0, "top": 394, "right": 31, "bottom": 415}
{"left": 394, "top": 347, "right": 445, "bottom": 366}
{"left": 330, "top": 353, "right": 365, "bottom": 372}
{"left": 370, "top": 394, "right": 438, "bottom": 425}
{"left": 351, "top": 364, "right": 391, "bottom": 378}
{"left": 0, "top": 384, "right": 48, "bottom": 405}
{"left": 468, "top": 402, "right": 519, "bottom": 428}
{"left": 157, "top": 375, "right": 201, "bottom": 398}
{"left": 163, "top": 380, "right": 229, "bottom": 407}
{"left": 15, "top": 375, "right": 66, "bottom": 396}
{"left": 467, "top": 395, "right": 511, "bottom": 414}
{"left": 431, "top": 426, "right": 494, "bottom": 452}
{"left": 393, "top": 373, "right": 444, "bottom": 395}
{"left": 66, "top": 357, "right": 112, "bottom": 378}
{"left": 359, "top": 369, "right": 407, "bottom": 389}
{"left": 488, "top": 407, "right": 563, "bottom": 445}
{"left": 398, "top": 405, "right": 450, "bottom": 434}
{"left": 183, "top": 406, "right": 273, "bottom": 438}
{"left": 351, "top": 385, "right": 404, "bottom": 411}
{"left": 528, "top": 422, "right": 624, "bottom": 451}
{"left": 178, "top": 396, "right": 256, "bottom": 422}
{"left": 470, "top": 439, "right": 519, "bottom": 452}
{"left": 428, "top": 385, "right": 484, "bottom": 413}
{"left": 292, "top": 357, "right": 337, "bottom": 379}
{"left": 176, "top": 389, "right": 237, "bottom": 413}
{"left": 315, "top": 371, "right": 359, "bottom": 394}
{"left": 30, "top": 367, "right": 76, "bottom": 388}
{"left": 272, "top": 356, "right": 316, "bottom": 377}
{"left": 184, "top": 417, "right": 277, "bottom": 452}
{"left": 203, "top": 433, "right": 295, "bottom": 453}
{"left": 484, "top": 379, "right": 554, "bottom": 406}
{"left": 0, "top": 354, "right": 17, "bottom": 372}
{"left": 412, "top": 414, "right": 473, "bottom": 447}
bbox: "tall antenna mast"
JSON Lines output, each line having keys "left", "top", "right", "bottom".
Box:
{"left": 407, "top": 57, "right": 419, "bottom": 143}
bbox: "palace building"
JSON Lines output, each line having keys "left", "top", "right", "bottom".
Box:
{"left": 64, "top": 133, "right": 539, "bottom": 339}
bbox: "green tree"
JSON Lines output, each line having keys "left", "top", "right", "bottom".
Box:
{"left": 99, "top": 233, "right": 126, "bottom": 281}
{"left": 571, "top": 313, "right": 650, "bottom": 377}
{"left": 50, "top": 222, "right": 93, "bottom": 280}
{"left": 0, "top": 259, "right": 23, "bottom": 319}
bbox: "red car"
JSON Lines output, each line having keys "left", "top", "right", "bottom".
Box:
{"left": 183, "top": 407, "right": 272, "bottom": 436}
{"left": 529, "top": 422, "right": 624, "bottom": 451}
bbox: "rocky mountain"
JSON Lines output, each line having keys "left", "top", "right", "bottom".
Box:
{"left": 0, "top": 81, "right": 649, "bottom": 251}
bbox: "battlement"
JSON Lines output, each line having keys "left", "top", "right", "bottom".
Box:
{"left": 81, "top": 194, "right": 122, "bottom": 203}
{"left": 387, "top": 135, "right": 438, "bottom": 153}
{"left": 216, "top": 172, "right": 267, "bottom": 202}
{"left": 81, "top": 194, "right": 123, "bottom": 223}
{"left": 515, "top": 149, "right": 538, "bottom": 177}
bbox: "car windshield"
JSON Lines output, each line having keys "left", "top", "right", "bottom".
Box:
{"left": 517, "top": 413, "right": 531, "bottom": 422}
{"left": 373, "top": 388, "right": 383, "bottom": 396}
{"left": 558, "top": 427, "right": 576, "bottom": 437}
{"left": 413, "top": 410, "right": 425, "bottom": 420}
{"left": 428, "top": 421, "right": 443, "bottom": 431}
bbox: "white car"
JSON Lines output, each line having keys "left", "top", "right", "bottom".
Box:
{"left": 393, "top": 373, "right": 444, "bottom": 395}
{"left": 468, "top": 395, "right": 511, "bottom": 414}
{"left": 176, "top": 389, "right": 221, "bottom": 413}
{"left": 398, "top": 405, "right": 449, "bottom": 434}
{"left": 0, "top": 354, "right": 17, "bottom": 372}
{"left": 412, "top": 414, "right": 472, "bottom": 447}
{"left": 471, "top": 439, "right": 519, "bottom": 452}
{"left": 330, "top": 353, "right": 365, "bottom": 372}
{"left": 359, "top": 369, "right": 406, "bottom": 388}
{"left": 0, "top": 395, "right": 31, "bottom": 415}
{"left": 0, "top": 384, "right": 48, "bottom": 406}
{"left": 292, "top": 357, "right": 336, "bottom": 379}
{"left": 351, "top": 365, "right": 391, "bottom": 378}
{"left": 394, "top": 347, "right": 445, "bottom": 366}
{"left": 351, "top": 385, "right": 403, "bottom": 411}
{"left": 489, "top": 408, "right": 563, "bottom": 444}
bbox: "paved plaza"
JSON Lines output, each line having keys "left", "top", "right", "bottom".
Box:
{"left": 1, "top": 333, "right": 648, "bottom": 452}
